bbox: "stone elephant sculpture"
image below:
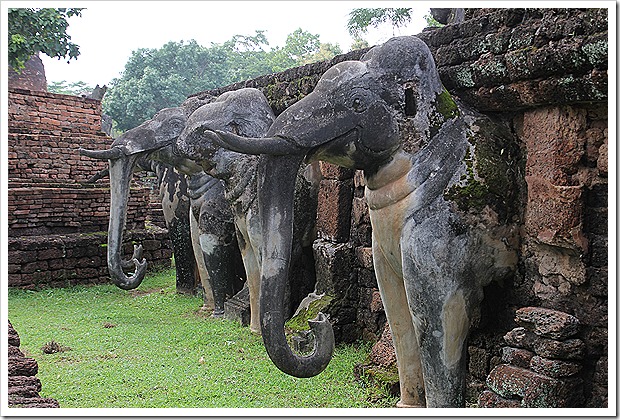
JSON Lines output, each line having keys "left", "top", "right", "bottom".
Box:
{"left": 197, "top": 36, "right": 520, "bottom": 407}
{"left": 79, "top": 104, "right": 245, "bottom": 317}
{"left": 85, "top": 159, "right": 223, "bottom": 306}
{"left": 177, "top": 88, "right": 320, "bottom": 333}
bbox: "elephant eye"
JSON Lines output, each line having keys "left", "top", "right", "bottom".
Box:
{"left": 168, "top": 118, "right": 184, "bottom": 130}
{"left": 350, "top": 96, "right": 367, "bottom": 113}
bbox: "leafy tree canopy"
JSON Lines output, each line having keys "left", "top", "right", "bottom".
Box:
{"left": 103, "top": 29, "right": 339, "bottom": 132}
{"left": 346, "top": 8, "right": 413, "bottom": 38}
{"left": 47, "top": 80, "right": 93, "bottom": 96}
{"left": 8, "top": 8, "right": 83, "bottom": 71}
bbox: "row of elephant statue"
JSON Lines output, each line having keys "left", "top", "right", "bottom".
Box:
{"left": 80, "top": 35, "right": 519, "bottom": 408}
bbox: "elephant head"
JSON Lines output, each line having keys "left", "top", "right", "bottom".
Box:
{"left": 79, "top": 107, "right": 189, "bottom": 289}
{"left": 194, "top": 36, "right": 449, "bottom": 378}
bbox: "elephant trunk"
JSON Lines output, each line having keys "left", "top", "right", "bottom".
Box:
{"left": 107, "top": 156, "right": 147, "bottom": 290}
{"left": 258, "top": 154, "right": 335, "bottom": 378}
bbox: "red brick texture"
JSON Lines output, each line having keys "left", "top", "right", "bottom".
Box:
{"left": 8, "top": 88, "right": 172, "bottom": 289}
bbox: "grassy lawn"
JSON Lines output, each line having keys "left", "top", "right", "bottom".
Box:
{"left": 8, "top": 268, "right": 397, "bottom": 409}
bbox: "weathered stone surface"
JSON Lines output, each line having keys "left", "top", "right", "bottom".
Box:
{"left": 501, "top": 346, "right": 535, "bottom": 368}
{"left": 8, "top": 321, "right": 60, "bottom": 408}
{"left": 355, "top": 246, "right": 373, "bottom": 270}
{"left": 8, "top": 375, "right": 42, "bottom": 391}
{"left": 504, "top": 327, "right": 586, "bottom": 360}
{"left": 8, "top": 321, "right": 20, "bottom": 347}
{"left": 369, "top": 323, "right": 397, "bottom": 367}
{"left": 523, "top": 105, "right": 586, "bottom": 185}
{"left": 312, "top": 239, "right": 358, "bottom": 343}
{"left": 8, "top": 53, "right": 47, "bottom": 91}
{"left": 419, "top": 9, "right": 608, "bottom": 111}
{"left": 504, "top": 327, "right": 538, "bottom": 349}
{"left": 468, "top": 345, "right": 491, "bottom": 380}
{"left": 529, "top": 355, "right": 581, "bottom": 378}
{"left": 8, "top": 357, "right": 38, "bottom": 377}
{"left": 478, "top": 390, "right": 521, "bottom": 408}
{"left": 8, "top": 396, "right": 60, "bottom": 408}
{"left": 535, "top": 338, "right": 587, "bottom": 361}
{"left": 318, "top": 161, "right": 355, "bottom": 180}
{"left": 525, "top": 177, "right": 586, "bottom": 251}
{"left": 316, "top": 179, "right": 353, "bottom": 242}
{"left": 486, "top": 364, "right": 579, "bottom": 407}
{"left": 515, "top": 307, "right": 580, "bottom": 339}
{"left": 223, "top": 284, "right": 250, "bottom": 327}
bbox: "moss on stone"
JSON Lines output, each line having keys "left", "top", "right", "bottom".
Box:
{"left": 435, "top": 88, "right": 460, "bottom": 120}
{"left": 285, "top": 294, "right": 334, "bottom": 332}
{"left": 428, "top": 88, "right": 460, "bottom": 137}
{"left": 444, "top": 147, "right": 490, "bottom": 211}
{"left": 444, "top": 116, "right": 522, "bottom": 221}
{"left": 365, "top": 364, "right": 400, "bottom": 385}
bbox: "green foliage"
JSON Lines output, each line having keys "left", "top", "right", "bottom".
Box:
{"left": 8, "top": 8, "right": 83, "bottom": 71}
{"left": 103, "top": 29, "right": 340, "bottom": 132}
{"left": 347, "top": 8, "right": 413, "bottom": 38}
{"left": 351, "top": 37, "right": 370, "bottom": 51}
{"left": 424, "top": 13, "right": 445, "bottom": 28}
{"left": 8, "top": 268, "right": 394, "bottom": 408}
{"left": 47, "top": 80, "right": 92, "bottom": 96}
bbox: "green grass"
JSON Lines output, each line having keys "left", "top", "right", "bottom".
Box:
{"left": 8, "top": 268, "right": 397, "bottom": 408}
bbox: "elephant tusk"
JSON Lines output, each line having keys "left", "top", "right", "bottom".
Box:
{"left": 207, "top": 129, "right": 304, "bottom": 156}
{"left": 79, "top": 147, "right": 123, "bottom": 160}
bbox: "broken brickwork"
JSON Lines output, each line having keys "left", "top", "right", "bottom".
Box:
{"left": 8, "top": 320, "right": 60, "bottom": 408}
{"left": 7, "top": 88, "right": 172, "bottom": 289}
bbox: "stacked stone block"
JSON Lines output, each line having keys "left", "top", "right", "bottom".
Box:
{"left": 417, "top": 8, "right": 608, "bottom": 111}
{"left": 311, "top": 163, "right": 360, "bottom": 343}
{"left": 8, "top": 320, "right": 60, "bottom": 408}
{"left": 479, "top": 307, "right": 585, "bottom": 407}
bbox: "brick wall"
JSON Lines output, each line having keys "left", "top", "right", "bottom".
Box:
{"left": 8, "top": 88, "right": 110, "bottom": 183}
{"left": 8, "top": 184, "right": 149, "bottom": 236}
{"left": 8, "top": 89, "right": 172, "bottom": 289}
{"left": 8, "top": 88, "right": 103, "bottom": 135}
{"left": 8, "top": 229, "right": 172, "bottom": 289}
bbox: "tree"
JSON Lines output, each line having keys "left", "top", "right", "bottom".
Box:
{"left": 103, "top": 40, "right": 226, "bottom": 131}
{"left": 8, "top": 8, "right": 83, "bottom": 71}
{"left": 424, "top": 13, "right": 444, "bottom": 28}
{"left": 346, "top": 8, "right": 413, "bottom": 38}
{"left": 351, "top": 37, "right": 370, "bottom": 51}
{"left": 103, "top": 29, "right": 340, "bottom": 132}
{"left": 298, "top": 42, "right": 342, "bottom": 65}
{"left": 47, "top": 80, "right": 93, "bottom": 96}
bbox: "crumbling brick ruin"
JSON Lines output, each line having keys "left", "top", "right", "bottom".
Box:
{"left": 8, "top": 320, "right": 60, "bottom": 408}
{"left": 7, "top": 8, "right": 608, "bottom": 408}
{"left": 7, "top": 88, "right": 173, "bottom": 289}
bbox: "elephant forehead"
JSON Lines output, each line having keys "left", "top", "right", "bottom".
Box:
{"left": 111, "top": 126, "right": 157, "bottom": 149}
{"left": 153, "top": 107, "right": 185, "bottom": 121}
{"left": 315, "top": 61, "right": 368, "bottom": 93}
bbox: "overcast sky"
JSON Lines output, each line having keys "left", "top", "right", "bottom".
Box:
{"left": 5, "top": 1, "right": 430, "bottom": 87}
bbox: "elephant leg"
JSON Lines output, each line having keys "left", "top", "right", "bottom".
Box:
{"left": 235, "top": 217, "right": 261, "bottom": 334}
{"left": 372, "top": 241, "right": 426, "bottom": 408}
{"left": 168, "top": 203, "right": 198, "bottom": 295}
{"left": 200, "top": 236, "right": 237, "bottom": 318}
{"left": 190, "top": 207, "right": 214, "bottom": 311}
{"left": 405, "top": 285, "right": 469, "bottom": 407}
{"left": 401, "top": 214, "right": 472, "bottom": 407}
{"left": 243, "top": 246, "right": 261, "bottom": 334}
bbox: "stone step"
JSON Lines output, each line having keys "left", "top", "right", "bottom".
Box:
{"left": 224, "top": 283, "right": 250, "bottom": 327}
